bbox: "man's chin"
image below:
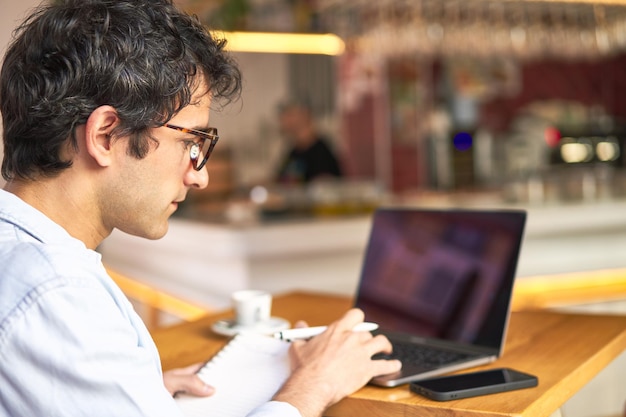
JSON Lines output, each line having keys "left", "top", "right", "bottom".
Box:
{"left": 146, "top": 225, "right": 169, "bottom": 240}
{"left": 122, "top": 223, "right": 169, "bottom": 241}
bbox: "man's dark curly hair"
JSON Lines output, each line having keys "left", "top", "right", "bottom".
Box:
{"left": 0, "top": 0, "right": 242, "bottom": 180}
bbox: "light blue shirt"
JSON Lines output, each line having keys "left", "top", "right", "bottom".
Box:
{"left": 0, "top": 189, "right": 300, "bottom": 417}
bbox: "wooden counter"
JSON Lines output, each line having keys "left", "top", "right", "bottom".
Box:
{"left": 151, "top": 291, "right": 626, "bottom": 417}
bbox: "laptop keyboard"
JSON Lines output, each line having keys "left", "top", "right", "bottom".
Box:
{"left": 373, "top": 340, "right": 476, "bottom": 367}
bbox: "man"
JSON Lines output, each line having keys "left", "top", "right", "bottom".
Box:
{"left": 275, "top": 99, "right": 343, "bottom": 185}
{"left": 0, "top": 1, "right": 400, "bottom": 417}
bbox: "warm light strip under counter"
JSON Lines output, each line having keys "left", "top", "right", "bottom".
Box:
{"left": 511, "top": 267, "right": 626, "bottom": 311}
{"left": 211, "top": 31, "right": 346, "bottom": 55}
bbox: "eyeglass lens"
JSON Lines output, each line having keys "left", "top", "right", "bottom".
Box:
{"left": 194, "top": 137, "right": 217, "bottom": 170}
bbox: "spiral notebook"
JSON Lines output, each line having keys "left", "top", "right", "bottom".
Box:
{"left": 175, "top": 332, "right": 291, "bottom": 417}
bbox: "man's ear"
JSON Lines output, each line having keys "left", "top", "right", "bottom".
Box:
{"left": 83, "top": 105, "right": 120, "bottom": 168}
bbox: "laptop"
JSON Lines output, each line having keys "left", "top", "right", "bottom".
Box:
{"left": 355, "top": 207, "right": 527, "bottom": 387}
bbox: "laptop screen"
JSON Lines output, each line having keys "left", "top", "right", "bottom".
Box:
{"left": 355, "top": 208, "right": 526, "bottom": 350}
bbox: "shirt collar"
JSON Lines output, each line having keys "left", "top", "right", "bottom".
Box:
{"left": 0, "top": 189, "right": 88, "bottom": 250}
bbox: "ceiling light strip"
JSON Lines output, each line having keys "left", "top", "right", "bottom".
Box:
{"left": 211, "top": 31, "right": 345, "bottom": 55}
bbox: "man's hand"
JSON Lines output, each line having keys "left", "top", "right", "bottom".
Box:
{"left": 272, "top": 308, "right": 402, "bottom": 417}
{"left": 163, "top": 363, "right": 215, "bottom": 398}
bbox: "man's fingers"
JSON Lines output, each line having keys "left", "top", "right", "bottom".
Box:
{"left": 169, "top": 374, "right": 215, "bottom": 397}
{"left": 371, "top": 358, "right": 402, "bottom": 378}
{"left": 367, "top": 334, "right": 394, "bottom": 355}
{"left": 332, "top": 308, "right": 365, "bottom": 332}
{"left": 293, "top": 320, "right": 309, "bottom": 329}
{"left": 367, "top": 335, "right": 401, "bottom": 377}
{"left": 163, "top": 364, "right": 214, "bottom": 397}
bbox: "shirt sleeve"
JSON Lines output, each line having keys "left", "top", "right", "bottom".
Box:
{"left": 0, "top": 278, "right": 183, "bottom": 417}
{"left": 246, "top": 401, "right": 302, "bottom": 417}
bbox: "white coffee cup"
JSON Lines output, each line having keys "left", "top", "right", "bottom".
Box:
{"left": 232, "top": 289, "right": 272, "bottom": 327}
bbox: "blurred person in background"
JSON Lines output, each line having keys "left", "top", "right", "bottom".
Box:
{"left": 275, "top": 99, "right": 343, "bottom": 185}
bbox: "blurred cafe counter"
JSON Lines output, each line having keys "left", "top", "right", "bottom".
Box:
{"left": 98, "top": 185, "right": 626, "bottom": 310}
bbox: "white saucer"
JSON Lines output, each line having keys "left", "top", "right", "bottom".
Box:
{"left": 211, "top": 317, "right": 291, "bottom": 337}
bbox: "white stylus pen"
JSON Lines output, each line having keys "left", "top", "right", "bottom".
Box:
{"left": 273, "top": 322, "right": 379, "bottom": 341}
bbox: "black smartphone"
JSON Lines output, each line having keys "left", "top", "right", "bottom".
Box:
{"left": 409, "top": 368, "right": 538, "bottom": 401}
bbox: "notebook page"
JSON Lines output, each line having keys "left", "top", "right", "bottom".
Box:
{"left": 176, "top": 333, "right": 291, "bottom": 417}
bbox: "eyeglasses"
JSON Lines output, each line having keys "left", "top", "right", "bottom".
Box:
{"left": 165, "top": 124, "right": 219, "bottom": 171}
